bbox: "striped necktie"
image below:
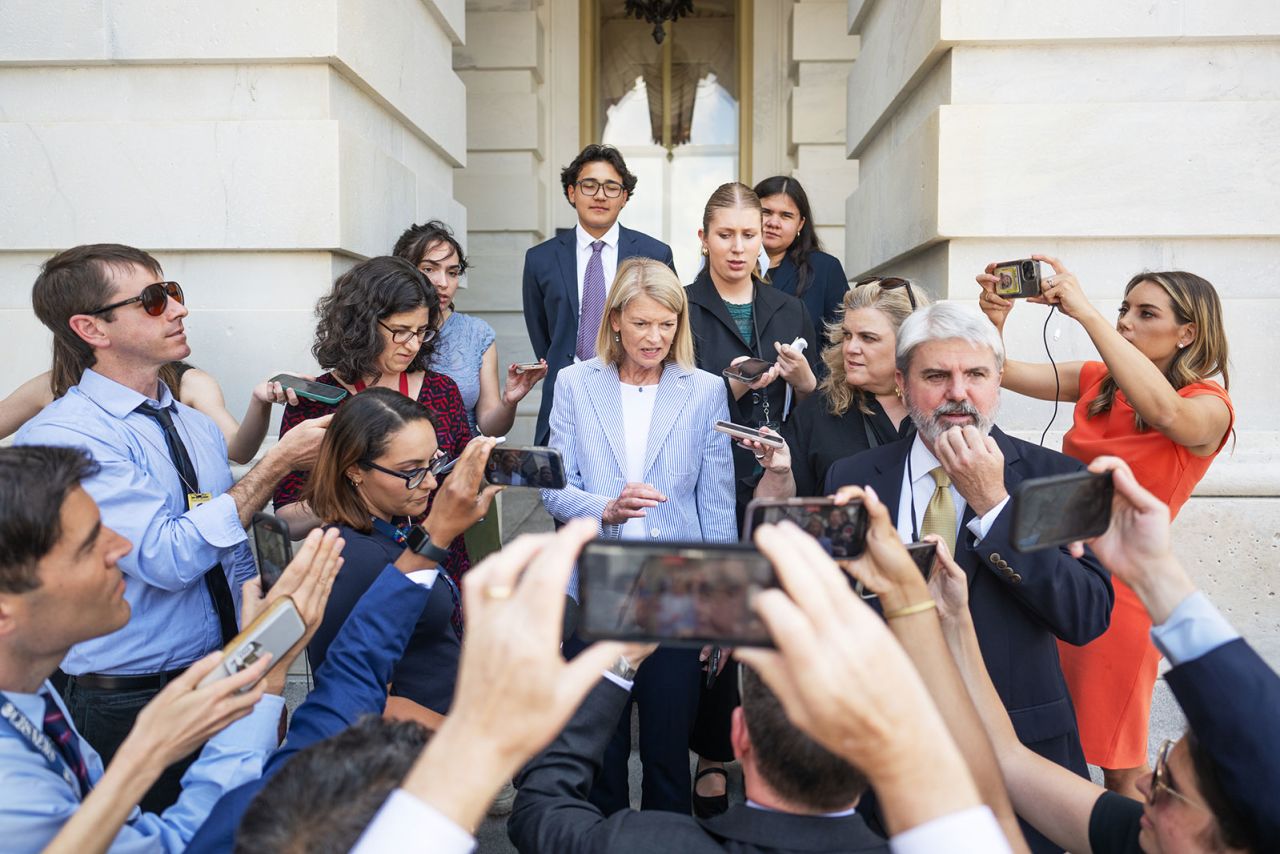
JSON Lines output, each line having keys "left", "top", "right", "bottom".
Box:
{"left": 43, "top": 694, "right": 91, "bottom": 797}
{"left": 576, "top": 240, "right": 607, "bottom": 361}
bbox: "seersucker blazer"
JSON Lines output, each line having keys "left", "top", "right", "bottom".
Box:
{"left": 541, "top": 358, "right": 737, "bottom": 547}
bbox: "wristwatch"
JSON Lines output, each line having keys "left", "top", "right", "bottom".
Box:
{"left": 406, "top": 525, "right": 451, "bottom": 564}
{"left": 607, "top": 654, "right": 638, "bottom": 681}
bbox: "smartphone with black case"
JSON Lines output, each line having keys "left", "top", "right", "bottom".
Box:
{"left": 483, "top": 446, "right": 567, "bottom": 489}
{"left": 1011, "top": 470, "right": 1114, "bottom": 553}
{"left": 197, "top": 597, "right": 305, "bottom": 691}
{"left": 722, "top": 358, "right": 773, "bottom": 383}
{"left": 991, "top": 258, "right": 1043, "bottom": 299}
{"left": 251, "top": 512, "right": 292, "bottom": 592}
{"left": 906, "top": 540, "right": 938, "bottom": 581}
{"left": 269, "top": 374, "right": 349, "bottom": 405}
{"left": 578, "top": 540, "right": 777, "bottom": 647}
{"left": 743, "top": 497, "right": 869, "bottom": 560}
{"left": 712, "top": 420, "right": 785, "bottom": 450}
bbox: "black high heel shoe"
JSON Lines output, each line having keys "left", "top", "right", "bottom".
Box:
{"left": 692, "top": 766, "right": 729, "bottom": 818}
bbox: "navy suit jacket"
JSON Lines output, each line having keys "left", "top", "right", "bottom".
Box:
{"left": 1166, "top": 638, "right": 1280, "bottom": 848}
{"left": 510, "top": 680, "right": 889, "bottom": 854}
{"left": 184, "top": 567, "right": 429, "bottom": 853}
{"left": 825, "top": 428, "right": 1113, "bottom": 772}
{"left": 522, "top": 225, "right": 675, "bottom": 445}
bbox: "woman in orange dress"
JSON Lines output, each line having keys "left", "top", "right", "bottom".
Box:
{"left": 977, "top": 255, "right": 1233, "bottom": 799}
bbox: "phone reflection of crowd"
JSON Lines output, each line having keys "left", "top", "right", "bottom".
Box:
{"left": 606, "top": 555, "right": 762, "bottom": 642}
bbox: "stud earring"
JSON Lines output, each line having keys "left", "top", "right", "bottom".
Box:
{"left": 614, "top": 332, "right": 621, "bottom": 343}
{"left": 701, "top": 246, "right": 709, "bottom": 256}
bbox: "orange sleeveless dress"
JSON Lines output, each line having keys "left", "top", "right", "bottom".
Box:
{"left": 1057, "top": 361, "right": 1233, "bottom": 768}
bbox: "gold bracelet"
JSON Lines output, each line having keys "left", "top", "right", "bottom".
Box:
{"left": 884, "top": 599, "right": 937, "bottom": 620}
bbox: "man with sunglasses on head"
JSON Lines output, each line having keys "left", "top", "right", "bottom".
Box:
{"left": 522, "top": 144, "right": 676, "bottom": 445}
{"left": 15, "top": 244, "right": 331, "bottom": 812}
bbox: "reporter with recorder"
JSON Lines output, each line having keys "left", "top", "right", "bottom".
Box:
{"left": 0, "top": 445, "right": 343, "bottom": 853}
{"left": 543, "top": 256, "right": 735, "bottom": 816}
{"left": 303, "top": 387, "right": 502, "bottom": 728}
{"left": 978, "top": 258, "right": 1234, "bottom": 798}
{"left": 935, "top": 456, "right": 1276, "bottom": 853}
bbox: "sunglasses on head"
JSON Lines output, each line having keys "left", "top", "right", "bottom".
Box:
{"left": 853, "top": 276, "right": 917, "bottom": 310}
{"left": 90, "top": 281, "right": 184, "bottom": 317}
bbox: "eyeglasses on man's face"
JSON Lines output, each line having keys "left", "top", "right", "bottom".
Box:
{"left": 1148, "top": 739, "right": 1209, "bottom": 812}
{"left": 853, "top": 276, "right": 918, "bottom": 311}
{"left": 90, "top": 281, "right": 184, "bottom": 317}
{"left": 575, "top": 178, "right": 625, "bottom": 199}
{"left": 361, "top": 449, "right": 449, "bottom": 490}
{"left": 378, "top": 320, "right": 437, "bottom": 346}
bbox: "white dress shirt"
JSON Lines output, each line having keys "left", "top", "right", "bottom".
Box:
{"left": 896, "top": 435, "right": 1009, "bottom": 547}
{"left": 575, "top": 221, "right": 621, "bottom": 308}
{"left": 888, "top": 805, "right": 1011, "bottom": 853}
{"left": 351, "top": 790, "right": 476, "bottom": 854}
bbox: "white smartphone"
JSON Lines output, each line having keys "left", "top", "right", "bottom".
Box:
{"left": 713, "top": 420, "right": 785, "bottom": 449}
{"left": 197, "top": 597, "right": 305, "bottom": 691}
{"left": 513, "top": 362, "right": 543, "bottom": 374}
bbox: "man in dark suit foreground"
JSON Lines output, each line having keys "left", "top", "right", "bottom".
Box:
{"left": 522, "top": 144, "right": 675, "bottom": 444}
{"left": 825, "top": 302, "right": 1113, "bottom": 853}
{"left": 509, "top": 662, "right": 888, "bottom": 854}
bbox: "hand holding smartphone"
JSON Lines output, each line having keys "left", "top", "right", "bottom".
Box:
{"left": 743, "top": 497, "right": 869, "bottom": 559}
{"left": 990, "top": 259, "right": 1043, "bottom": 299}
{"left": 713, "top": 420, "right": 785, "bottom": 450}
{"left": 269, "top": 374, "right": 348, "bottom": 405}
{"left": 722, "top": 358, "right": 773, "bottom": 384}
{"left": 483, "top": 446, "right": 567, "bottom": 489}
{"left": 196, "top": 597, "right": 306, "bottom": 691}
{"left": 251, "top": 513, "right": 292, "bottom": 593}
{"left": 1011, "top": 470, "right": 1114, "bottom": 552}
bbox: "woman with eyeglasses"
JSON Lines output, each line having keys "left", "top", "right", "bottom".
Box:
{"left": 304, "top": 387, "right": 501, "bottom": 726}
{"left": 274, "top": 256, "right": 475, "bottom": 583}
{"left": 754, "top": 176, "right": 851, "bottom": 333}
{"left": 0, "top": 279, "right": 301, "bottom": 462}
{"left": 750, "top": 277, "right": 930, "bottom": 500}
{"left": 393, "top": 220, "right": 546, "bottom": 437}
{"left": 978, "top": 257, "right": 1234, "bottom": 801}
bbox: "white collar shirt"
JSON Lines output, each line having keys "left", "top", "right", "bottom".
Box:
{"left": 896, "top": 434, "right": 1009, "bottom": 547}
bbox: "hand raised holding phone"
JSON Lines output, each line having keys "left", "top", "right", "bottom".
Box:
{"left": 424, "top": 436, "right": 505, "bottom": 545}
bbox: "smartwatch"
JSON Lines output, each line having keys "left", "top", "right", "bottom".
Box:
{"left": 406, "top": 525, "right": 450, "bottom": 564}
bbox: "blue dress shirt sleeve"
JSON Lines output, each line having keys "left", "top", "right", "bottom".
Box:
{"left": 1150, "top": 590, "right": 1241, "bottom": 666}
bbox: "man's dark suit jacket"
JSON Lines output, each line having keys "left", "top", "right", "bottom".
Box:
{"left": 522, "top": 225, "right": 675, "bottom": 445}
{"left": 825, "top": 427, "right": 1113, "bottom": 774}
{"left": 509, "top": 680, "right": 889, "bottom": 854}
{"left": 183, "top": 567, "right": 429, "bottom": 853}
{"left": 1166, "top": 638, "right": 1280, "bottom": 849}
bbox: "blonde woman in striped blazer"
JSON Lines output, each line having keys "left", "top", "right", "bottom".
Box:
{"left": 542, "top": 257, "right": 736, "bottom": 815}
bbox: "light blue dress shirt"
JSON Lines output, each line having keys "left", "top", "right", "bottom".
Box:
{"left": 1150, "top": 590, "right": 1241, "bottom": 666}
{"left": 15, "top": 369, "right": 254, "bottom": 675}
{"left": 0, "top": 681, "right": 282, "bottom": 852}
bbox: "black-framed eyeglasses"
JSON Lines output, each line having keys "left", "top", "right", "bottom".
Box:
{"left": 575, "top": 178, "right": 625, "bottom": 199}
{"left": 89, "top": 281, "right": 184, "bottom": 317}
{"left": 361, "top": 449, "right": 447, "bottom": 490}
{"left": 853, "top": 276, "right": 918, "bottom": 311}
{"left": 1148, "top": 739, "right": 1208, "bottom": 812}
{"left": 378, "top": 320, "right": 437, "bottom": 346}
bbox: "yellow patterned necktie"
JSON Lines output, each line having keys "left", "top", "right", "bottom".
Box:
{"left": 921, "top": 466, "right": 957, "bottom": 556}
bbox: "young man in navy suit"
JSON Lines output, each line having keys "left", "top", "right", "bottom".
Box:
{"left": 825, "top": 302, "right": 1113, "bottom": 854}
{"left": 522, "top": 144, "right": 675, "bottom": 445}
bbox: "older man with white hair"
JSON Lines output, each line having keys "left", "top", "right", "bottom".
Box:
{"left": 825, "top": 302, "right": 1113, "bottom": 854}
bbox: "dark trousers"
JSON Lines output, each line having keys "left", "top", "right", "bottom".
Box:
{"left": 689, "top": 660, "right": 738, "bottom": 762}
{"left": 62, "top": 678, "right": 200, "bottom": 813}
{"left": 564, "top": 636, "right": 702, "bottom": 814}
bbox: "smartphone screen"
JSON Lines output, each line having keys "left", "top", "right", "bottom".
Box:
{"left": 252, "top": 514, "right": 292, "bottom": 592}
{"left": 905, "top": 541, "right": 938, "bottom": 581}
{"left": 484, "top": 447, "right": 567, "bottom": 489}
{"left": 269, "top": 374, "right": 349, "bottom": 405}
{"left": 1011, "top": 470, "right": 1113, "bottom": 552}
{"left": 744, "top": 498, "right": 869, "bottom": 560}
{"left": 722, "top": 358, "right": 773, "bottom": 382}
{"left": 578, "top": 541, "right": 777, "bottom": 647}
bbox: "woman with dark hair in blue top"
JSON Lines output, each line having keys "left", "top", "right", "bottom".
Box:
{"left": 754, "top": 176, "right": 850, "bottom": 333}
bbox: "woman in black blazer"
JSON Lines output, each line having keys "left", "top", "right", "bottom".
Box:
{"left": 755, "top": 175, "right": 850, "bottom": 333}
{"left": 683, "top": 181, "right": 820, "bottom": 817}
{"left": 685, "top": 182, "right": 821, "bottom": 517}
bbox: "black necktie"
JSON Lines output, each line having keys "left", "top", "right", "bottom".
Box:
{"left": 137, "top": 403, "right": 238, "bottom": 646}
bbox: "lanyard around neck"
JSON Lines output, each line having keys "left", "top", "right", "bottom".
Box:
{"left": 0, "top": 697, "right": 86, "bottom": 796}
{"left": 906, "top": 450, "right": 921, "bottom": 542}
{"left": 353, "top": 372, "right": 410, "bottom": 397}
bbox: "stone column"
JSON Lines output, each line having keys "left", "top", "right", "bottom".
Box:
{"left": 0, "top": 0, "right": 468, "bottom": 429}
{"left": 789, "top": 0, "right": 859, "bottom": 263}
{"left": 453, "top": 0, "right": 551, "bottom": 443}
{"left": 844, "top": 0, "right": 1280, "bottom": 660}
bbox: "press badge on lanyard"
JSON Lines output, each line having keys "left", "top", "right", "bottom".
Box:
{"left": 187, "top": 492, "right": 213, "bottom": 510}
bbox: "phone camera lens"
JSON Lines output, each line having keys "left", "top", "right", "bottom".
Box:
{"left": 1021, "top": 261, "right": 1036, "bottom": 278}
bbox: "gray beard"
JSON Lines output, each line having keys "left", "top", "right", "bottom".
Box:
{"left": 907, "top": 398, "right": 998, "bottom": 445}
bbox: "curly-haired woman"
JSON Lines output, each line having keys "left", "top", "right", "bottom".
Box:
{"left": 273, "top": 256, "right": 474, "bottom": 582}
